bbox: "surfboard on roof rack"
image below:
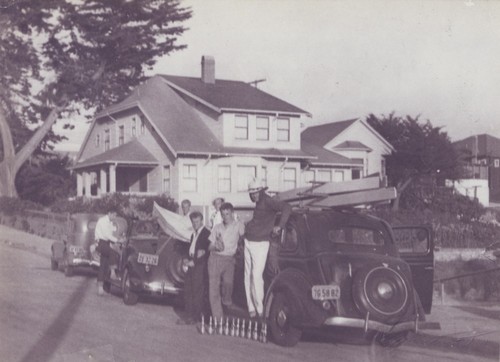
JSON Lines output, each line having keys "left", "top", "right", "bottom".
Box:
{"left": 276, "top": 175, "right": 396, "bottom": 209}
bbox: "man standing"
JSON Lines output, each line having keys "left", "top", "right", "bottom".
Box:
{"left": 95, "top": 210, "right": 122, "bottom": 296}
{"left": 178, "top": 211, "right": 211, "bottom": 325}
{"left": 180, "top": 199, "right": 191, "bottom": 218}
{"left": 244, "top": 178, "right": 292, "bottom": 318}
{"left": 208, "top": 202, "right": 245, "bottom": 320}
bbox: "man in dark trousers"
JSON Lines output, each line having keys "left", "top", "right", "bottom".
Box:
{"left": 244, "top": 178, "right": 292, "bottom": 318}
{"left": 177, "top": 211, "right": 210, "bottom": 325}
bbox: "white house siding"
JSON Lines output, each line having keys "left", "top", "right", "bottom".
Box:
{"left": 175, "top": 156, "right": 303, "bottom": 210}
{"left": 222, "top": 113, "right": 304, "bottom": 150}
{"left": 302, "top": 167, "right": 353, "bottom": 185}
{"left": 325, "top": 121, "right": 392, "bottom": 176}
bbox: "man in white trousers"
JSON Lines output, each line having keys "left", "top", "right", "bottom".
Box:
{"left": 244, "top": 178, "right": 292, "bottom": 318}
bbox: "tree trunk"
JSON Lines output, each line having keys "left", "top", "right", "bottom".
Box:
{"left": 392, "top": 177, "right": 413, "bottom": 212}
{"left": 0, "top": 99, "right": 17, "bottom": 197}
{"left": 0, "top": 101, "right": 63, "bottom": 197}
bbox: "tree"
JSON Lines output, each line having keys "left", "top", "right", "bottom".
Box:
{"left": 16, "top": 154, "right": 75, "bottom": 205}
{"left": 367, "top": 113, "right": 462, "bottom": 211}
{"left": 0, "top": 0, "right": 191, "bottom": 197}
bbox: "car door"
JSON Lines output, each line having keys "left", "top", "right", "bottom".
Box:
{"left": 392, "top": 226, "right": 434, "bottom": 314}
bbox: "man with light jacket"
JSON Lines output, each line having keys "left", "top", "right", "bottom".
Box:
{"left": 244, "top": 178, "right": 292, "bottom": 318}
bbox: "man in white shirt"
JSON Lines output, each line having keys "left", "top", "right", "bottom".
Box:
{"left": 207, "top": 203, "right": 245, "bottom": 320}
{"left": 95, "top": 211, "right": 122, "bottom": 295}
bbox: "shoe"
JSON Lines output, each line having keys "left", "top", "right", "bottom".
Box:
{"left": 249, "top": 311, "right": 257, "bottom": 318}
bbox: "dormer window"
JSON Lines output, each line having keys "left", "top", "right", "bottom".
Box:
{"left": 256, "top": 116, "right": 270, "bottom": 141}
{"left": 234, "top": 115, "right": 249, "bottom": 140}
{"left": 277, "top": 117, "right": 290, "bottom": 142}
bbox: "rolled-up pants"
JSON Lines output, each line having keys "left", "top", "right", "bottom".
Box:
{"left": 208, "top": 253, "right": 235, "bottom": 320}
{"left": 244, "top": 239, "right": 270, "bottom": 316}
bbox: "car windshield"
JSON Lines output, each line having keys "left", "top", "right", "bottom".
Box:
{"left": 306, "top": 212, "right": 391, "bottom": 251}
{"left": 130, "top": 220, "right": 164, "bottom": 238}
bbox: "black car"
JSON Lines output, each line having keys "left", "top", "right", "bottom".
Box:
{"left": 103, "top": 219, "right": 190, "bottom": 305}
{"left": 51, "top": 213, "right": 103, "bottom": 276}
{"left": 156, "top": 208, "right": 433, "bottom": 348}
{"left": 262, "top": 210, "right": 433, "bottom": 347}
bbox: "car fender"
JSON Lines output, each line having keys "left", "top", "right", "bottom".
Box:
{"left": 264, "top": 268, "right": 328, "bottom": 327}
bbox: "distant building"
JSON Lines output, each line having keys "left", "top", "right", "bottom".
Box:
{"left": 71, "top": 56, "right": 393, "bottom": 210}
{"left": 453, "top": 134, "right": 500, "bottom": 203}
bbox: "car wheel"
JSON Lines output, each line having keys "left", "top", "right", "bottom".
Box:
{"left": 51, "top": 259, "right": 58, "bottom": 271}
{"left": 269, "top": 291, "right": 302, "bottom": 347}
{"left": 64, "top": 265, "right": 74, "bottom": 277}
{"left": 374, "top": 331, "right": 409, "bottom": 348}
{"left": 122, "top": 268, "right": 139, "bottom": 306}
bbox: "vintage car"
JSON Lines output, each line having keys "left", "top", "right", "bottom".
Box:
{"left": 153, "top": 207, "right": 433, "bottom": 348}
{"left": 103, "top": 219, "right": 190, "bottom": 305}
{"left": 260, "top": 209, "right": 433, "bottom": 347}
{"left": 51, "top": 213, "right": 103, "bottom": 276}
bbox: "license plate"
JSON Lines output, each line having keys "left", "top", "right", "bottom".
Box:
{"left": 312, "top": 284, "right": 341, "bottom": 300}
{"left": 69, "top": 245, "right": 83, "bottom": 254}
{"left": 137, "top": 253, "right": 159, "bottom": 266}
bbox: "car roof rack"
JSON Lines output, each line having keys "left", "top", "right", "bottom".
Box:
{"left": 276, "top": 176, "right": 396, "bottom": 211}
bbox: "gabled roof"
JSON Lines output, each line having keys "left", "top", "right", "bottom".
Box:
{"left": 160, "top": 75, "right": 309, "bottom": 115}
{"left": 302, "top": 119, "right": 358, "bottom": 146}
{"left": 72, "top": 139, "right": 158, "bottom": 170}
{"left": 301, "top": 141, "right": 363, "bottom": 166}
{"left": 84, "top": 76, "right": 313, "bottom": 161}
{"left": 333, "top": 140, "right": 372, "bottom": 151}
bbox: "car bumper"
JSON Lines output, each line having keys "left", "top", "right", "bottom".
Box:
{"left": 323, "top": 316, "right": 418, "bottom": 334}
{"left": 68, "top": 258, "right": 99, "bottom": 268}
{"left": 133, "top": 280, "right": 181, "bottom": 296}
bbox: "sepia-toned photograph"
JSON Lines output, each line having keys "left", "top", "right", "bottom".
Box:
{"left": 0, "top": 0, "right": 499, "bottom": 361}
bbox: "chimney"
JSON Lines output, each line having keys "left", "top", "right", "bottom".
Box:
{"left": 201, "top": 55, "right": 215, "bottom": 84}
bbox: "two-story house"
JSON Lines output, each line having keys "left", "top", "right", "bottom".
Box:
{"left": 72, "top": 56, "right": 393, "bottom": 212}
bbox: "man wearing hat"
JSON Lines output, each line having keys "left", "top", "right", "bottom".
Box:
{"left": 244, "top": 178, "right": 292, "bottom": 318}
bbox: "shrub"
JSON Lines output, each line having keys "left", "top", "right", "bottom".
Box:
{"left": 0, "top": 197, "right": 42, "bottom": 215}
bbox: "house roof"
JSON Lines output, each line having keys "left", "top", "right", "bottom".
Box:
{"left": 301, "top": 141, "right": 363, "bottom": 166}
{"left": 453, "top": 134, "right": 500, "bottom": 158}
{"left": 87, "top": 76, "right": 313, "bottom": 161}
{"left": 72, "top": 139, "right": 158, "bottom": 170}
{"left": 300, "top": 119, "right": 363, "bottom": 166}
{"left": 160, "top": 75, "right": 309, "bottom": 115}
{"left": 333, "top": 140, "right": 372, "bottom": 151}
{"left": 302, "top": 119, "right": 358, "bottom": 146}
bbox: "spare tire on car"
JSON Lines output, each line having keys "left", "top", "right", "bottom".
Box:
{"left": 352, "top": 265, "right": 410, "bottom": 322}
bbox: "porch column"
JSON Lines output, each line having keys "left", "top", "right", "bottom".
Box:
{"left": 76, "top": 172, "right": 83, "bottom": 197}
{"left": 83, "top": 172, "right": 92, "bottom": 197}
{"left": 99, "top": 168, "right": 107, "bottom": 195}
{"left": 109, "top": 164, "right": 116, "bottom": 193}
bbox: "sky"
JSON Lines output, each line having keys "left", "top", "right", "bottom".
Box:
{"left": 54, "top": 0, "right": 500, "bottom": 152}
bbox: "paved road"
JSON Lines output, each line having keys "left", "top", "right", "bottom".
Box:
{"left": 0, "top": 228, "right": 498, "bottom": 362}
